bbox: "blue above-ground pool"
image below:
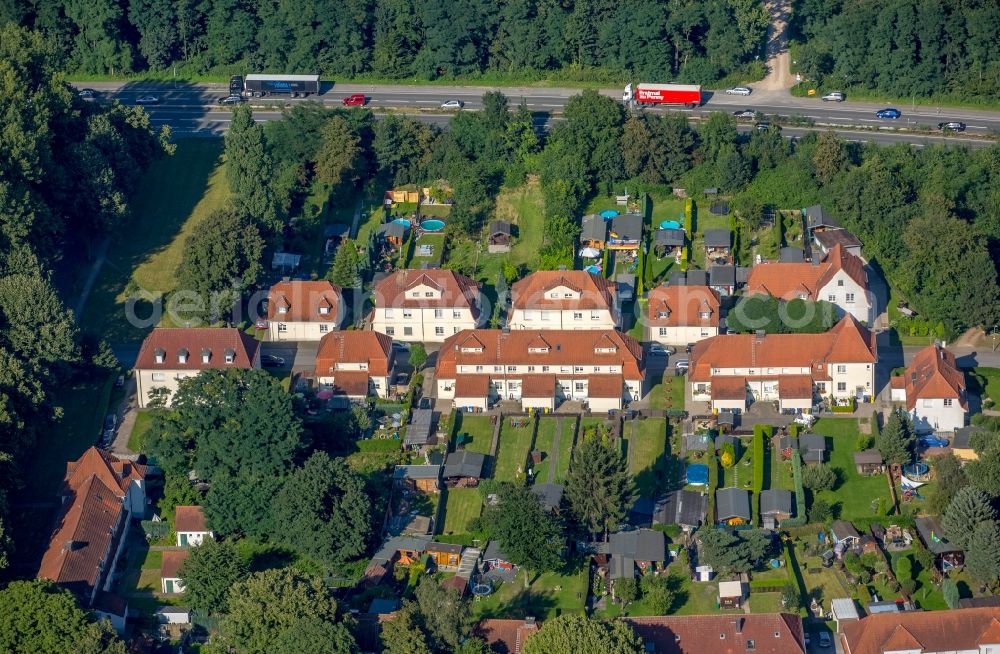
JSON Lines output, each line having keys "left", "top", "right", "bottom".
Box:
{"left": 392, "top": 218, "right": 411, "bottom": 228}
{"left": 421, "top": 219, "right": 446, "bottom": 232}
{"left": 660, "top": 220, "right": 681, "bottom": 229}
{"left": 686, "top": 463, "right": 709, "bottom": 486}
{"left": 600, "top": 209, "right": 619, "bottom": 219}
{"left": 584, "top": 264, "right": 602, "bottom": 274}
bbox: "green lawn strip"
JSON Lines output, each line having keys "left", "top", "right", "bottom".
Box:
{"left": 721, "top": 445, "right": 753, "bottom": 491}
{"left": 409, "top": 232, "right": 446, "bottom": 267}
{"left": 811, "top": 418, "right": 893, "bottom": 521}
{"left": 531, "top": 419, "right": 558, "bottom": 484}
{"left": 439, "top": 488, "right": 483, "bottom": 536}
{"left": 632, "top": 419, "right": 667, "bottom": 498}
{"left": 493, "top": 419, "right": 536, "bottom": 482}
{"left": 128, "top": 410, "right": 154, "bottom": 453}
{"left": 555, "top": 417, "right": 577, "bottom": 482}
{"left": 472, "top": 566, "right": 588, "bottom": 620}
{"left": 80, "top": 139, "right": 229, "bottom": 342}
{"left": 967, "top": 367, "right": 1000, "bottom": 408}
{"left": 748, "top": 592, "right": 786, "bottom": 613}
{"left": 452, "top": 415, "right": 495, "bottom": 455}
{"left": 495, "top": 178, "right": 546, "bottom": 271}
{"left": 628, "top": 298, "right": 647, "bottom": 340}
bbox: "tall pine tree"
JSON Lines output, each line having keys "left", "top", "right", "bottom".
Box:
{"left": 225, "top": 105, "right": 281, "bottom": 235}
{"left": 564, "top": 434, "right": 634, "bottom": 540}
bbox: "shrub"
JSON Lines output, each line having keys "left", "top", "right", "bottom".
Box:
{"left": 802, "top": 464, "right": 836, "bottom": 491}
{"left": 615, "top": 577, "right": 638, "bottom": 603}
{"left": 809, "top": 498, "right": 832, "bottom": 523}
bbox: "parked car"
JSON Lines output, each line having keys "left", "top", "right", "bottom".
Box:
{"left": 135, "top": 95, "right": 159, "bottom": 105}
{"left": 919, "top": 435, "right": 950, "bottom": 448}
{"left": 391, "top": 342, "right": 410, "bottom": 352}
{"left": 732, "top": 109, "right": 756, "bottom": 119}
{"left": 78, "top": 88, "right": 97, "bottom": 99}
{"left": 440, "top": 99, "right": 464, "bottom": 109}
{"left": 725, "top": 86, "right": 752, "bottom": 96}
{"left": 875, "top": 108, "right": 901, "bottom": 119}
{"left": 818, "top": 632, "right": 831, "bottom": 648}
{"left": 104, "top": 414, "right": 117, "bottom": 431}
{"left": 261, "top": 354, "right": 285, "bottom": 368}
{"left": 219, "top": 95, "right": 243, "bottom": 105}
{"left": 938, "top": 121, "right": 966, "bottom": 132}
{"left": 229, "top": 75, "right": 243, "bottom": 96}
{"left": 342, "top": 93, "right": 367, "bottom": 107}
{"left": 674, "top": 359, "right": 689, "bottom": 371}
{"left": 821, "top": 91, "right": 845, "bottom": 102}
{"left": 649, "top": 343, "right": 669, "bottom": 356}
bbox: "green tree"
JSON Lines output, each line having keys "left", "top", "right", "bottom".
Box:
{"left": 894, "top": 555, "right": 913, "bottom": 583}
{"left": 967, "top": 439, "right": 1000, "bottom": 498}
{"left": 876, "top": 409, "right": 915, "bottom": 466}
{"left": 380, "top": 602, "right": 433, "bottom": 654}
{"left": 809, "top": 498, "right": 832, "bottom": 524}
{"left": 315, "top": 116, "right": 362, "bottom": 189}
{"left": 273, "top": 452, "right": 372, "bottom": 567}
{"left": 204, "top": 474, "right": 282, "bottom": 540}
{"left": 409, "top": 343, "right": 428, "bottom": 369}
{"left": 700, "top": 112, "right": 738, "bottom": 163}
{"left": 942, "top": 578, "right": 960, "bottom": 609}
{"left": 0, "top": 580, "right": 127, "bottom": 654}
{"left": 127, "top": 0, "right": 178, "bottom": 69}
{"left": 414, "top": 576, "right": 473, "bottom": 652}
{"left": 179, "top": 538, "right": 248, "bottom": 613}
{"left": 523, "top": 613, "right": 642, "bottom": 654}
{"left": 942, "top": 486, "right": 995, "bottom": 550}
{"left": 157, "top": 470, "right": 201, "bottom": 519}
{"left": 221, "top": 568, "right": 354, "bottom": 654}
{"left": 966, "top": 520, "right": 1000, "bottom": 586}
{"left": 328, "top": 239, "right": 362, "bottom": 288}
{"left": 0, "top": 273, "right": 80, "bottom": 374}
{"left": 781, "top": 583, "right": 801, "bottom": 610}
{"left": 801, "top": 464, "right": 836, "bottom": 491}
{"left": 225, "top": 104, "right": 281, "bottom": 234}
{"left": 812, "top": 130, "right": 848, "bottom": 185}
{"left": 564, "top": 435, "right": 635, "bottom": 540}
{"left": 478, "top": 482, "right": 564, "bottom": 574}
{"left": 274, "top": 618, "right": 358, "bottom": 654}
{"left": 615, "top": 577, "right": 638, "bottom": 602}
{"left": 696, "top": 527, "right": 770, "bottom": 574}
{"left": 641, "top": 574, "right": 676, "bottom": 614}
{"left": 929, "top": 453, "right": 968, "bottom": 514}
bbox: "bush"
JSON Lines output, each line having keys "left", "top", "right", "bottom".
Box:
{"left": 615, "top": 577, "right": 638, "bottom": 603}
{"left": 831, "top": 397, "right": 857, "bottom": 413}
{"left": 802, "top": 464, "right": 836, "bottom": 491}
{"left": 809, "top": 498, "right": 832, "bottom": 523}
{"left": 641, "top": 575, "right": 674, "bottom": 614}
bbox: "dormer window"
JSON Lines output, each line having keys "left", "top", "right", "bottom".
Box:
{"left": 528, "top": 346, "right": 549, "bottom": 353}
{"left": 549, "top": 292, "right": 558, "bottom": 299}
{"left": 224, "top": 348, "right": 235, "bottom": 364}
{"left": 177, "top": 348, "right": 189, "bottom": 364}
{"left": 318, "top": 304, "right": 330, "bottom": 315}
{"left": 154, "top": 348, "right": 165, "bottom": 364}
{"left": 277, "top": 301, "right": 288, "bottom": 314}
{"left": 201, "top": 348, "right": 211, "bottom": 364}
{"left": 658, "top": 310, "right": 670, "bottom": 319}
{"left": 460, "top": 346, "right": 483, "bottom": 353}
{"left": 699, "top": 311, "right": 712, "bottom": 319}
{"left": 594, "top": 346, "right": 617, "bottom": 354}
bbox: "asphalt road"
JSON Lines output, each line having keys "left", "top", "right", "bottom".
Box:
{"left": 75, "top": 81, "right": 998, "bottom": 148}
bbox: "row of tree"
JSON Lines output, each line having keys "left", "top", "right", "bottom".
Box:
{"left": 3, "top": 0, "right": 768, "bottom": 84}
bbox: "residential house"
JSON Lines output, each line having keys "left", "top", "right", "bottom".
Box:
{"left": 600, "top": 529, "right": 667, "bottom": 588}
{"left": 716, "top": 487, "right": 751, "bottom": 525}
{"left": 709, "top": 265, "right": 739, "bottom": 297}
{"left": 475, "top": 618, "right": 539, "bottom": 654}
{"left": 442, "top": 450, "right": 485, "bottom": 486}
{"left": 831, "top": 598, "right": 861, "bottom": 630}
{"left": 914, "top": 516, "right": 964, "bottom": 572}
{"left": 155, "top": 606, "right": 192, "bottom": 625}
{"left": 670, "top": 269, "right": 710, "bottom": 287}
{"left": 689, "top": 315, "right": 878, "bottom": 412}
{"left": 654, "top": 489, "right": 708, "bottom": 532}
{"left": 799, "top": 435, "right": 827, "bottom": 465}
{"left": 364, "top": 535, "right": 432, "bottom": 584}
{"left": 404, "top": 408, "right": 437, "bottom": 450}
{"left": 952, "top": 426, "right": 984, "bottom": 462}
{"left": 653, "top": 228, "right": 685, "bottom": 259}
{"left": 890, "top": 343, "right": 967, "bottom": 433}
{"left": 805, "top": 205, "right": 863, "bottom": 258}
{"left": 608, "top": 213, "right": 643, "bottom": 250}
{"left": 704, "top": 229, "right": 732, "bottom": 263}
{"left": 745, "top": 244, "right": 873, "bottom": 324}
{"left": 760, "top": 489, "right": 794, "bottom": 528}
{"left": 830, "top": 521, "right": 861, "bottom": 549}
{"left": 378, "top": 220, "right": 408, "bottom": 248}
{"left": 627, "top": 614, "right": 805, "bottom": 654}
{"left": 532, "top": 483, "right": 564, "bottom": 513}
{"left": 646, "top": 285, "right": 721, "bottom": 347}
{"left": 854, "top": 450, "right": 883, "bottom": 475}
{"left": 267, "top": 280, "right": 343, "bottom": 341}
{"left": 509, "top": 271, "right": 620, "bottom": 331}
{"left": 779, "top": 246, "right": 806, "bottom": 262}
{"left": 174, "top": 505, "right": 213, "bottom": 547}
{"left": 134, "top": 328, "right": 261, "bottom": 408}
{"left": 488, "top": 220, "right": 512, "bottom": 253}
{"left": 436, "top": 329, "right": 645, "bottom": 412}
{"left": 483, "top": 540, "right": 516, "bottom": 573}
{"left": 616, "top": 274, "right": 636, "bottom": 302}
{"left": 37, "top": 448, "right": 147, "bottom": 632}
{"left": 426, "top": 542, "right": 463, "bottom": 570}
{"left": 314, "top": 331, "right": 395, "bottom": 401}
{"left": 372, "top": 269, "right": 481, "bottom": 343}
{"left": 392, "top": 465, "right": 441, "bottom": 493}
{"left": 840, "top": 607, "right": 1000, "bottom": 654}
{"left": 580, "top": 214, "right": 608, "bottom": 249}
{"left": 719, "top": 580, "right": 746, "bottom": 609}
{"left": 160, "top": 550, "right": 188, "bottom": 594}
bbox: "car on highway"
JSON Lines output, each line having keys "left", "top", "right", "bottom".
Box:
{"left": 261, "top": 354, "right": 285, "bottom": 368}
{"left": 78, "top": 88, "right": 97, "bottom": 99}
{"left": 732, "top": 109, "right": 756, "bottom": 119}
{"left": 755, "top": 121, "right": 780, "bottom": 131}
{"left": 219, "top": 95, "right": 243, "bottom": 105}
{"left": 725, "top": 86, "right": 752, "bottom": 96}
{"left": 135, "top": 95, "right": 160, "bottom": 105}
{"left": 821, "top": 91, "right": 845, "bottom": 102}
{"left": 342, "top": 93, "right": 367, "bottom": 107}
{"left": 441, "top": 99, "right": 464, "bottom": 110}
{"left": 875, "top": 108, "right": 901, "bottom": 119}
{"left": 938, "top": 121, "right": 966, "bottom": 132}
{"left": 229, "top": 75, "right": 243, "bottom": 96}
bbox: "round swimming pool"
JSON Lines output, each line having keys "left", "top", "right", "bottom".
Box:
{"left": 660, "top": 220, "right": 681, "bottom": 229}
{"left": 392, "top": 218, "right": 411, "bottom": 228}
{"left": 421, "top": 219, "right": 446, "bottom": 232}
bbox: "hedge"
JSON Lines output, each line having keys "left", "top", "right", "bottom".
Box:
{"left": 781, "top": 450, "right": 808, "bottom": 527}
{"left": 831, "top": 397, "right": 857, "bottom": 413}
{"left": 707, "top": 453, "right": 720, "bottom": 520}
{"left": 749, "top": 580, "right": 786, "bottom": 593}
{"left": 752, "top": 425, "right": 766, "bottom": 526}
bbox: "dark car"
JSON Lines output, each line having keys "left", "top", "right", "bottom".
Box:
{"left": 229, "top": 75, "right": 243, "bottom": 95}
{"left": 135, "top": 95, "right": 159, "bottom": 105}
{"left": 732, "top": 109, "right": 756, "bottom": 119}
{"left": 261, "top": 354, "right": 285, "bottom": 368}
{"left": 938, "top": 121, "right": 966, "bottom": 132}
{"left": 342, "top": 93, "right": 367, "bottom": 107}
{"left": 78, "top": 88, "right": 97, "bottom": 99}
{"left": 219, "top": 95, "right": 243, "bottom": 105}
{"left": 875, "top": 108, "right": 901, "bottom": 119}
{"left": 755, "top": 121, "right": 779, "bottom": 131}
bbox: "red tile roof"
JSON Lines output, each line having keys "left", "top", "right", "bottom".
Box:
{"left": 475, "top": 619, "right": 540, "bottom": 654}
{"left": 455, "top": 375, "right": 490, "bottom": 397}
{"left": 511, "top": 271, "right": 617, "bottom": 311}
{"left": 521, "top": 374, "right": 556, "bottom": 397}
{"left": 746, "top": 244, "right": 868, "bottom": 302}
{"left": 135, "top": 328, "right": 260, "bottom": 370}
{"left": 904, "top": 343, "right": 967, "bottom": 409}
{"left": 315, "top": 331, "right": 394, "bottom": 377}
{"left": 437, "top": 330, "right": 644, "bottom": 381}
{"left": 778, "top": 376, "right": 814, "bottom": 399}
{"left": 626, "top": 613, "right": 805, "bottom": 654}
{"left": 647, "top": 285, "right": 720, "bottom": 327}
{"left": 374, "top": 269, "right": 480, "bottom": 314}
{"left": 688, "top": 316, "right": 875, "bottom": 382}
{"left": 268, "top": 280, "right": 342, "bottom": 323}
{"left": 588, "top": 375, "right": 625, "bottom": 398}
{"left": 711, "top": 377, "right": 747, "bottom": 400}
{"left": 174, "top": 505, "right": 208, "bottom": 533}
{"left": 161, "top": 550, "right": 188, "bottom": 579}
{"left": 329, "top": 370, "right": 372, "bottom": 397}
{"left": 841, "top": 608, "right": 1000, "bottom": 654}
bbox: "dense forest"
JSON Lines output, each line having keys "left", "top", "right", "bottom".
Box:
{"left": 0, "top": 0, "right": 769, "bottom": 83}
{"left": 792, "top": 0, "right": 1000, "bottom": 100}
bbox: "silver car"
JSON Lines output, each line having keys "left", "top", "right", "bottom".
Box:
{"left": 135, "top": 95, "right": 159, "bottom": 105}
{"left": 726, "top": 87, "right": 752, "bottom": 96}
{"left": 441, "top": 99, "right": 464, "bottom": 110}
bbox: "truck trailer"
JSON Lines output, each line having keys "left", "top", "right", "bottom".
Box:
{"left": 623, "top": 83, "right": 702, "bottom": 108}
{"left": 244, "top": 74, "right": 320, "bottom": 98}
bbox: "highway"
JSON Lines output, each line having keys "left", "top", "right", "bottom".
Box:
{"left": 76, "top": 81, "right": 999, "bottom": 148}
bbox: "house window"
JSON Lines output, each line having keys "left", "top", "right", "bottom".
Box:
{"left": 837, "top": 279, "right": 844, "bottom": 286}
{"left": 846, "top": 293, "right": 855, "bottom": 303}
{"left": 575, "top": 382, "right": 585, "bottom": 392}
{"left": 573, "top": 312, "right": 583, "bottom": 320}
{"left": 594, "top": 366, "right": 601, "bottom": 372}
{"left": 837, "top": 382, "right": 847, "bottom": 392}
{"left": 434, "top": 309, "right": 443, "bottom": 318}
{"left": 475, "top": 365, "right": 484, "bottom": 372}
{"left": 574, "top": 366, "right": 584, "bottom": 373}
{"left": 425, "top": 292, "right": 433, "bottom": 297}
{"left": 827, "top": 295, "right": 836, "bottom": 303}
{"left": 815, "top": 382, "right": 826, "bottom": 393}
{"left": 277, "top": 305, "right": 288, "bottom": 314}
{"left": 527, "top": 366, "right": 535, "bottom": 372}
{"left": 836, "top": 365, "right": 847, "bottom": 374}
{"left": 541, "top": 311, "right": 551, "bottom": 320}
{"left": 507, "top": 365, "right": 517, "bottom": 372}
{"left": 277, "top": 323, "right": 288, "bottom": 332}
{"left": 699, "top": 311, "right": 711, "bottom": 319}
{"left": 701, "top": 330, "right": 710, "bottom": 337}
{"left": 386, "top": 327, "right": 395, "bottom": 336}
{"left": 659, "top": 328, "right": 668, "bottom": 336}
{"left": 453, "top": 310, "right": 461, "bottom": 319}
{"left": 403, "top": 327, "right": 413, "bottom": 336}
{"left": 923, "top": 398, "right": 933, "bottom": 408}
{"left": 318, "top": 305, "right": 330, "bottom": 315}
{"left": 542, "top": 366, "right": 550, "bottom": 372}
{"left": 564, "top": 293, "right": 573, "bottom": 298}
{"left": 591, "top": 312, "right": 600, "bottom": 320}
{"left": 550, "top": 292, "right": 559, "bottom": 299}
{"left": 944, "top": 398, "right": 953, "bottom": 407}
{"left": 747, "top": 641, "right": 755, "bottom": 650}
{"left": 403, "top": 310, "right": 413, "bottom": 319}
{"left": 385, "top": 309, "right": 395, "bottom": 318}
{"left": 435, "top": 326, "right": 444, "bottom": 336}
{"left": 151, "top": 373, "right": 166, "bottom": 382}
{"left": 319, "top": 324, "right": 329, "bottom": 333}
{"left": 494, "top": 366, "right": 503, "bottom": 373}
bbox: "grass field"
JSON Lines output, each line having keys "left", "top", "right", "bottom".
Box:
{"left": 647, "top": 375, "right": 685, "bottom": 411}
{"left": 493, "top": 177, "right": 545, "bottom": 271}
{"left": 968, "top": 367, "right": 1000, "bottom": 408}
{"left": 630, "top": 418, "right": 667, "bottom": 497}
{"left": 531, "top": 417, "right": 577, "bottom": 484}
{"left": 80, "top": 139, "right": 230, "bottom": 342}
{"left": 408, "top": 232, "right": 446, "bottom": 267}
{"left": 128, "top": 410, "right": 154, "bottom": 453}
{"left": 452, "top": 414, "right": 495, "bottom": 455}
{"left": 440, "top": 488, "right": 483, "bottom": 536}
{"left": 494, "top": 418, "right": 536, "bottom": 482}
{"left": 472, "top": 565, "right": 588, "bottom": 620}
{"left": 811, "top": 418, "right": 894, "bottom": 521}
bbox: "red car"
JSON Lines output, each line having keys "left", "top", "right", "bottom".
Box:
{"left": 342, "top": 93, "right": 367, "bottom": 107}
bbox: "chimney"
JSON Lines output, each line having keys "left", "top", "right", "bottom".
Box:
{"left": 282, "top": 276, "right": 290, "bottom": 283}
{"left": 736, "top": 617, "right": 744, "bottom": 634}
{"left": 64, "top": 540, "right": 83, "bottom": 552}
{"left": 755, "top": 329, "right": 765, "bottom": 340}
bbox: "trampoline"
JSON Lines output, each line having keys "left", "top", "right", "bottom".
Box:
{"left": 659, "top": 220, "right": 682, "bottom": 229}
{"left": 421, "top": 219, "right": 446, "bottom": 232}
{"left": 471, "top": 576, "right": 493, "bottom": 597}
{"left": 600, "top": 209, "right": 619, "bottom": 219}
{"left": 903, "top": 462, "right": 929, "bottom": 477}
{"left": 709, "top": 201, "right": 730, "bottom": 216}
{"left": 686, "top": 463, "right": 709, "bottom": 486}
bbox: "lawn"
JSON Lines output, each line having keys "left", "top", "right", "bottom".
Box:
{"left": 494, "top": 418, "right": 536, "bottom": 482}
{"left": 408, "top": 232, "right": 446, "bottom": 267}
{"left": 967, "top": 367, "right": 1000, "bottom": 409}
{"left": 630, "top": 418, "right": 668, "bottom": 497}
{"left": 439, "top": 488, "right": 483, "bottom": 536}
{"left": 128, "top": 409, "right": 154, "bottom": 453}
{"left": 647, "top": 376, "right": 685, "bottom": 411}
{"left": 472, "top": 565, "right": 588, "bottom": 620}
{"left": 452, "top": 414, "right": 495, "bottom": 455}
{"left": 493, "top": 177, "right": 545, "bottom": 271}
{"left": 811, "top": 418, "right": 894, "bottom": 521}
{"left": 80, "top": 139, "right": 230, "bottom": 342}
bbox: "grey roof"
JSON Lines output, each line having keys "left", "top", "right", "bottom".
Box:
{"left": 655, "top": 228, "right": 685, "bottom": 247}
{"left": 324, "top": 223, "right": 350, "bottom": 238}
{"left": 405, "top": 409, "right": 436, "bottom": 447}
{"left": 426, "top": 541, "right": 463, "bottom": 554}
{"left": 953, "top": 426, "right": 985, "bottom": 450}
{"left": 760, "top": 489, "right": 793, "bottom": 517}
{"left": 779, "top": 246, "right": 805, "bottom": 262}
{"left": 668, "top": 271, "right": 687, "bottom": 286}
{"left": 703, "top": 229, "right": 731, "bottom": 248}
{"left": 616, "top": 274, "right": 635, "bottom": 290}
{"left": 914, "top": 516, "right": 962, "bottom": 555}
{"left": 379, "top": 222, "right": 407, "bottom": 239}
{"left": 799, "top": 435, "right": 826, "bottom": 452}
{"left": 393, "top": 464, "right": 441, "bottom": 480}
{"left": 271, "top": 252, "right": 302, "bottom": 268}
{"left": 867, "top": 601, "right": 901, "bottom": 614}
{"left": 483, "top": 540, "right": 510, "bottom": 563}
{"left": 831, "top": 598, "right": 860, "bottom": 621}
{"left": 608, "top": 528, "right": 666, "bottom": 562}
{"left": 655, "top": 490, "right": 708, "bottom": 528}
{"left": 715, "top": 487, "right": 750, "bottom": 521}
{"left": 610, "top": 555, "right": 635, "bottom": 579}
{"left": 805, "top": 205, "right": 841, "bottom": 230}
{"left": 715, "top": 434, "right": 739, "bottom": 452}
{"left": 368, "top": 598, "right": 400, "bottom": 614}
{"left": 581, "top": 215, "right": 608, "bottom": 241}
{"left": 709, "top": 265, "right": 736, "bottom": 287}
{"left": 853, "top": 449, "right": 883, "bottom": 465}
{"left": 532, "top": 483, "right": 564, "bottom": 511}
{"left": 370, "top": 535, "right": 432, "bottom": 564}
{"left": 611, "top": 213, "right": 643, "bottom": 240}
{"left": 831, "top": 520, "right": 860, "bottom": 542}
{"left": 489, "top": 220, "right": 511, "bottom": 236}
{"left": 717, "top": 411, "right": 736, "bottom": 426}
{"left": 815, "top": 228, "right": 862, "bottom": 250}
{"left": 685, "top": 434, "right": 712, "bottom": 451}
{"left": 686, "top": 270, "right": 709, "bottom": 286}
{"left": 777, "top": 436, "right": 794, "bottom": 450}
{"left": 442, "top": 450, "right": 485, "bottom": 479}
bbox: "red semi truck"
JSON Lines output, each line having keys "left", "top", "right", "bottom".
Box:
{"left": 623, "top": 83, "right": 702, "bottom": 108}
